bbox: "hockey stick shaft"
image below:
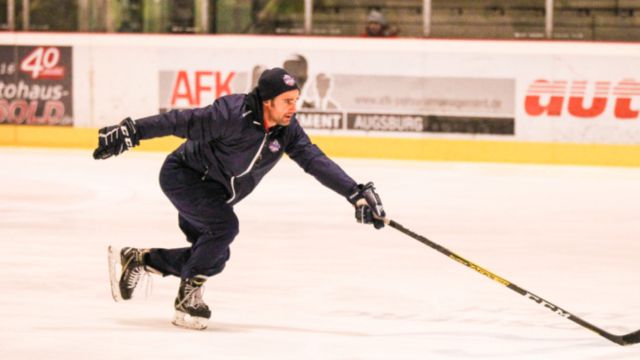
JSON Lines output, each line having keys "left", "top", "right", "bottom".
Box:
{"left": 387, "top": 219, "right": 640, "bottom": 346}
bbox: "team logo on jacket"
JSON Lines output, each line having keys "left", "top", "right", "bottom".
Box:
{"left": 268, "top": 139, "right": 281, "bottom": 153}
{"left": 283, "top": 74, "right": 296, "bottom": 86}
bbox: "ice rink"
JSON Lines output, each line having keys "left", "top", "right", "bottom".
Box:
{"left": 1, "top": 146, "right": 640, "bottom": 359}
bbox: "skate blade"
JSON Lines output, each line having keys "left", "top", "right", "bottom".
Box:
{"left": 171, "top": 310, "right": 208, "bottom": 330}
{"left": 107, "top": 245, "right": 123, "bottom": 302}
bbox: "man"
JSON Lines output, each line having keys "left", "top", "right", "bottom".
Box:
{"left": 362, "top": 9, "right": 398, "bottom": 37}
{"left": 94, "top": 67, "right": 386, "bottom": 330}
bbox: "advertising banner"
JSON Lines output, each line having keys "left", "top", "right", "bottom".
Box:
{"left": 154, "top": 52, "right": 515, "bottom": 137}
{"left": 0, "top": 45, "right": 73, "bottom": 126}
{"left": 517, "top": 76, "right": 640, "bottom": 144}
{"left": 158, "top": 70, "right": 249, "bottom": 113}
{"left": 298, "top": 75, "right": 514, "bottom": 135}
{"left": 2, "top": 33, "right": 637, "bottom": 146}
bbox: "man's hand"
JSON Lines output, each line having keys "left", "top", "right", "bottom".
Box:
{"left": 348, "top": 182, "right": 386, "bottom": 229}
{"left": 93, "top": 117, "right": 140, "bottom": 160}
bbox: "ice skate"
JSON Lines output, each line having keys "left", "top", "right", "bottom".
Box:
{"left": 172, "top": 275, "right": 211, "bottom": 330}
{"left": 108, "top": 246, "right": 154, "bottom": 301}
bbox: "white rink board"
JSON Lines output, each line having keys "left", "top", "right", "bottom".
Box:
{"left": 0, "top": 33, "right": 640, "bottom": 144}
{"left": 1, "top": 147, "right": 640, "bottom": 359}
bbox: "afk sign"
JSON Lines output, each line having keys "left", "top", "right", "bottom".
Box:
{"left": 524, "top": 79, "right": 640, "bottom": 120}
{"left": 158, "top": 70, "right": 248, "bottom": 112}
{"left": 170, "top": 70, "right": 235, "bottom": 107}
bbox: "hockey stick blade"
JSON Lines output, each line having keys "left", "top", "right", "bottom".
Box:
{"left": 386, "top": 219, "right": 640, "bottom": 346}
{"left": 620, "top": 329, "right": 640, "bottom": 345}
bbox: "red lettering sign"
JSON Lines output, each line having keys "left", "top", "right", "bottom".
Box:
{"left": 567, "top": 81, "right": 609, "bottom": 118}
{"left": 19, "top": 47, "right": 65, "bottom": 80}
{"left": 170, "top": 70, "right": 236, "bottom": 107}
{"left": 613, "top": 79, "right": 640, "bottom": 120}
{"left": 0, "top": 99, "right": 66, "bottom": 125}
{"left": 524, "top": 80, "right": 565, "bottom": 116}
{"left": 170, "top": 71, "right": 194, "bottom": 106}
{"left": 524, "top": 79, "right": 640, "bottom": 120}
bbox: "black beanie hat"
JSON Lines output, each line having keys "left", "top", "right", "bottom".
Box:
{"left": 258, "top": 67, "right": 300, "bottom": 101}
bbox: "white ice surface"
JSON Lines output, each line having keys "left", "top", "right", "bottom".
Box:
{"left": 1, "top": 147, "right": 640, "bottom": 359}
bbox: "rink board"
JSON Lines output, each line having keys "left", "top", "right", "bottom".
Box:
{"left": 0, "top": 33, "right": 639, "bottom": 166}
{"left": 2, "top": 124, "right": 640, "bottom": 167}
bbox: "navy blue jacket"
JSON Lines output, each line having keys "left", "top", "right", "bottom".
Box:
{"left": 135, "top": 89, "right": 357, "bottom": 206}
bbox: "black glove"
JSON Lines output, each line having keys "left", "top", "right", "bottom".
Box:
{"left": 348, "top": 182, "right": 386, "bottom": 229}
{"left": 93, "top": 117, "right": 140, "bottom": 160}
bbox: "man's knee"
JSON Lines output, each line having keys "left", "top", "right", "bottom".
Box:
{"left": 209, "top": 207, "right": 239, "bottom": 241}
{"left": 204, "top": 218, "right": 238, "bottom": 244}
{"left": 225, "top": 214, "right": 240, "bottom": 239}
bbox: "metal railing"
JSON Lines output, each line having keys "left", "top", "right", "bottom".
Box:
{"left": 3, "top": 0, "right": 640, "bottom": 42}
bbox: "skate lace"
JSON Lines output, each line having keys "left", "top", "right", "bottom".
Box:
{"left": 126, "top": 265, "right": 154, "bottom": 299}
{"left": 126, "top": 266, "right": 143, "bottom": 289}
{"left": 184, "top": 283, "right": 206, "bottom": 309}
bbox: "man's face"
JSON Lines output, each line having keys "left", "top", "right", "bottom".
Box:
{"left": 264, "top": 89, "right": 299, "bottom": 127}
{"left": 366, "top": 22, "right": 383, "bottom": 36}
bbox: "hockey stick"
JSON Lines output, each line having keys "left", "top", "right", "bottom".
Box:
{"left": 386, "top": 219, "right": 640, "bottom": 346}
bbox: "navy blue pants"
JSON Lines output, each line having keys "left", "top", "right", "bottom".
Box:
{"left": 146, "top": 153, "right": 239, "bottom": 280}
